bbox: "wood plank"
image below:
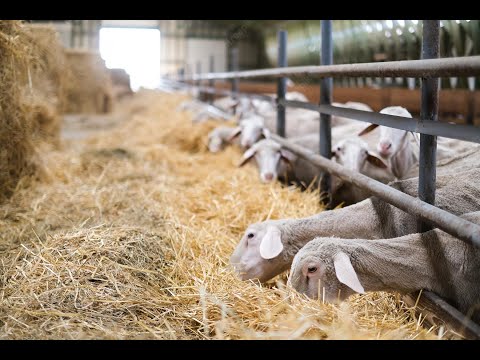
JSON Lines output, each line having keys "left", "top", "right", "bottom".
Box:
{"left": 212, "top": 81, "right": 480, "bottom": 125}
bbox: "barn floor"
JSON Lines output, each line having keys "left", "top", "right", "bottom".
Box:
{"left": 0, "top": 90, "right": 456, "bottom": 339}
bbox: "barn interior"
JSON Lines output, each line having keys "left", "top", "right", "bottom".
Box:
{"left": 0, "top": 19, "right": 479, "bottom": 340}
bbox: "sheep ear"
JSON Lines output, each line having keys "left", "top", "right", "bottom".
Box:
{"left": 367, "top": 153, "right": 388, "bottom": 169}
{"left": 229, "top": 100, "right": 240, "bottom": 112}
{"left": 261, "top": 128, "right": 271, "bottom": 139}
{"left": 259, "top": 226, "right": 283, "bottom": 260}
{"left": 333, "top": 252, "right": 365, "bottom": 294}
{"left": 358, "top": 124, "right": 379, "bottom": 136}
{"left": 227, "top": 127, "right": 242, "bottom": 142}
{"left": 238, "top": 147, "right": 256, "bottom": 167}
{"left": 280, "top": 148, "right": 296, "bottom": 163}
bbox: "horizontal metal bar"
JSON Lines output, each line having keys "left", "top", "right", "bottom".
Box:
{"left": 281, "top": 100, "right": 480, "bottom": 144}
{"left": 178, "top": 56, "right": 480, "bottom": 81}
{"left": 197, "top": 85, "right": 274, "bottom": 103}
{"left": 269, "top": 133, "right": 480, "bottom": 249}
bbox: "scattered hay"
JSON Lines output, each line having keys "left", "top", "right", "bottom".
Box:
{"left": 64, "top": 49, "right": 114, "bottom": 114}
{"left": 0, "top": 90, "right": 451, "bottom": 339}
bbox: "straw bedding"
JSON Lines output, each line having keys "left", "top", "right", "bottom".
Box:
{"left": 0, "top": 90, "right": 453, "bottom": 339}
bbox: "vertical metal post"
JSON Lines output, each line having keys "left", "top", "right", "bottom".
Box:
{"left": 178, "top": 67, "right": 185, "bottom": 83}
{"left": 277, "top": 30, "right": 287, "bottom": 137}
{"left": 417, "top": 20, "right": 440, "bottom": 233}
{"left": 320, "top": 20, "right": 333, "bottom": 205}
{"left": 209, "top": 55, "right": 215, "bottom": 104}
{"left": 231, "top": 47, "right": 239, "bottom": 113}
{"left": 196, "top": 61, "right": 202, "bottom": 100}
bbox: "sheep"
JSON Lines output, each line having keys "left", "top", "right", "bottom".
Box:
{"left": 330, "top": 137, "right": 395, "bottom": 205}
{"left": 213, "top": 96, "right": 244, "bottom": 114}
{"left": 238, "top": 138, "right": 318, "bottom": 185}
{"left": 288, "top": 211, "right": 480, "bottom": 322}
{"left": 234, "top": 115, "right": 270, "bottom": 149}
{"left": 177, "top": 99, "right": 209, "bottom": 112}
{"left": 236, "top": 101, "right": 374, "bottom": 148}
{"left": 358, "top": 106, "right": 479, "bottom": 179}
{"left": 357, "top": 106, "right": 418, "bottom": 179}
{"left": 330, "top": 102, "right": 374, "bottom": 126}
{"left": 207, "top": 126, "right": 240, "bottom": 153}
{"left": 229, "top": 160, "right": 480, "bottom": 283}
{"left": 238, "top": 123, "right": 392, "bottom": 200}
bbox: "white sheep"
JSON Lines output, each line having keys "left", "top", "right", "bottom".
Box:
{"left": 234, "top": 115, "right": 269, "bottom": 149}
{"left": 358, "top": 106, "right": 418, "bottom": 179}
{"left": 238, "top": 122, "right": 392, "bottom": 204}
{"left": 236, "top": 101, "right": 374, "bottom": 148}
{"left": 288, "top": 211, "right": 480, "bottom": 322}
{"left": 331, "top": 137, "right": 395, "bottom": 205}
{"left": 207, "top": 126, "right": 241, "bottom": 153}
{"left": 229, "top": 154, "right": 480, "bottom": 283}
{"left": 359, "top": 106, "right": 480, "bottom": 180}
{"left": 238, "top": 138, "right": 316, "bottom": 185}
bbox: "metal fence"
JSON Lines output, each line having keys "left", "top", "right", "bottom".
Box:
{"left": 172, "top": 21, "right": 480, "bottom": 334}
{"left": 174, "top": 19, "right": 480, "bottom": 248}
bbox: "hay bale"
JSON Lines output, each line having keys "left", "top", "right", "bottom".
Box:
{"left": 64, "top": 48, "right": 114, "bottom": 114}
{"left": 20, "top": 24, "right": 70, "bottom": 146}
{"left": 109, "top": 68, "right": 133, "bottom": 99}
{"left": 0, "top": 91, "right": 451, "bottom": 339}
{"left": 0, "top": 21, "right": 37, "bottom": 202}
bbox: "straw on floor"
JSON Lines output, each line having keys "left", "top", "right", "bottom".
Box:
{"left": 0, "top": 90, "right": 454, "bottom": 339}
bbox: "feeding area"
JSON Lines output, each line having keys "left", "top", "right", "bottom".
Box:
{"left": 0, "top": 19, "right": 479, "bottom": 340}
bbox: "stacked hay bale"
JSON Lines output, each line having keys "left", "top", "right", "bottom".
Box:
{"left": 22, "top": 23, "right": 71, "bottom": 146}
{"left": 109, "top": 68, "right": 133, "bottom": 99}
{"left": 0, "top": 20, "right": 68, "bottom": 202}
{"left": 0, "top": 21, "right": 37, "bottom": 201}
{"left": 64, "top": 49, "right": 114, "bottom": 114}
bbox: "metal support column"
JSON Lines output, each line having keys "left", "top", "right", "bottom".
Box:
{"left": 320, "top": 20, "right": 333, "bottom": 205}
{"left": 277, "top": 30, "right": 287, "bottom": 137}
{"left": 196, "top": 61, "right": 202, "bottom": 100}
{"left": 209, "top": 55, "right": 215, "bottom": 104}
{"left": 231, "top": 47, "right": 239, "bottom": 113}
{"left": 178, "top": 67, "right": 185, "bottom": 83}
{"left": 277, "top": 30, "right": 288, "bottom": 137}
{"left": 417, "top": 20, "right": 440, "bottom": 233}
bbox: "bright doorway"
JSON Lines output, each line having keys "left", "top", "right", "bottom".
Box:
{"left": 99, "top": 27, "right": 161, "bottom": 91}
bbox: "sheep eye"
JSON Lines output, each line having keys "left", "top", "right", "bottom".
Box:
{"left": 307, "top": 266, "right": 318, "bottom": 274}
{"left": 247, "top": 233, "right": 255, "bottom": 239}
{"left": 337, "top": 146, "right": 341, "bottom": 151}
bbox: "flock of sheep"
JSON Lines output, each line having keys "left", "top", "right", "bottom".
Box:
{"left": 177, "top": 90, "right": 480, "bottom": 324}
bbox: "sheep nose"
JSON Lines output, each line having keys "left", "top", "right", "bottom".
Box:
{"left": 264, "top": 173, "right": 274, "bottom": 182}
{"left": 379, "top": 142, "right": 392, "bottom": 155}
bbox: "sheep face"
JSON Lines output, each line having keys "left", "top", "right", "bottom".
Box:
{"left": 208, "top": 135, "right": 224, "bottom": 153}
{"left": 288, "top": 239, "right": 365, "bottom": 301}
{"left": 238, "top": 116, "right": 265, "bottom": 149}
{"left": 376, "top": 106, "right": 413, "bottom": 157}
{"left": 332, "top": 138, "right": 388, "bottom": 189}
{"left": 238, "top": 139, "right": 294, "bottom": 184}
{"left": 230, "top": 222, "right": 289, "bottom": 283}
{"left": 377, "top": 126, "right": 409, "bottom": 158}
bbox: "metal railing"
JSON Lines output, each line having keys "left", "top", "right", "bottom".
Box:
{"left": 174, "top": 20, "right": 480, "bottom": 251}
{"left": 173, "top": 19, "right": 480, "bottom": 337}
